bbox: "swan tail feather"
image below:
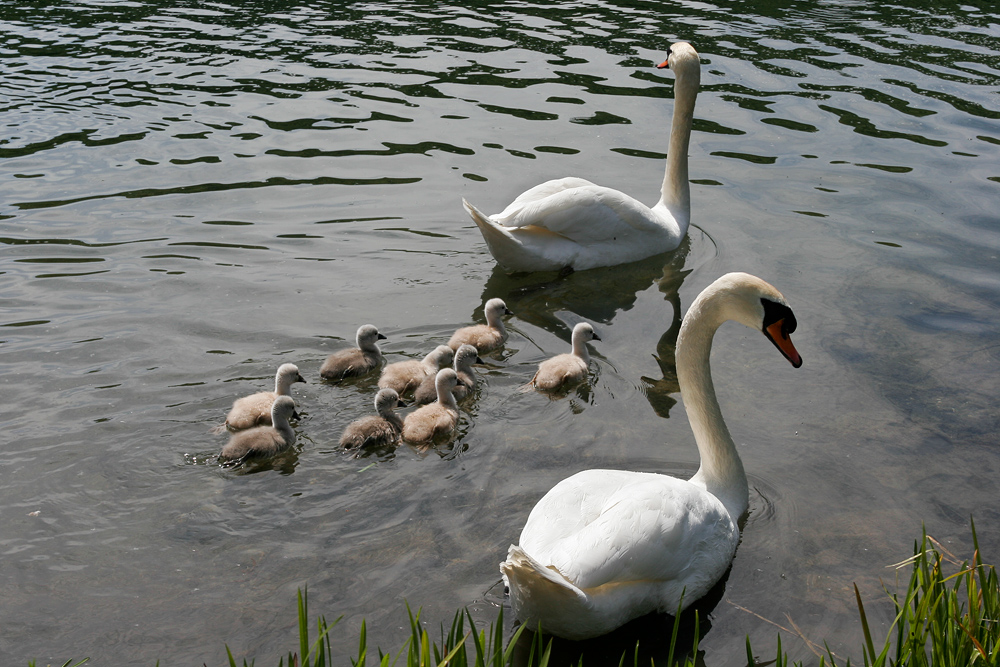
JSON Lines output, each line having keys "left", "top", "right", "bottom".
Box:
{"left": 501, "top": 545, "right": 593, "bottom": 633}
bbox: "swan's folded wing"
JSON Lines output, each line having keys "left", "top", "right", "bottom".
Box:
{"left": 495, "top": 186, "right": 668, "bottom": 242}
{"left": 523, "top": 473, "right": 737, "bottom": 590}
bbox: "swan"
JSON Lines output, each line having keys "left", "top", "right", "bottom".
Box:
{"left": 500, "top": 273, "right": 803, "bottom": 639}
{"left": 447, "top": 298, "right": 513, "bottom": 353}
{"left": 320, "top": 324, "right": 386, "bottom": 380}
{"left": 530, "top": 322, "right": 601, "bottom": 392}
{"left": 378, "top": 345, "right": 454, "bottom": 395}
{"left": 463, "top": 42, "right": 701, "bottom": 273}
{"left": 402, "top": 368, "right": 468, "bottom": 443}
{"left": 213, "top": 363, "right": 305, "bottom": 433}
{"left": 340, "top": 388, "right": 407, "bottom": 450}
{"left": 219, "top": 395, "right": 297, "bottom": 464}
{"left": 413, "top": 343, "right": 482, "bottom": 405}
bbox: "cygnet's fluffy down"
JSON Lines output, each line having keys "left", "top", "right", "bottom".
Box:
{"left": 413, "top": 343, "right": 482, "bottom": 405}
{"left": 402, "top": 368, "right": 467, "bottom": 443}
{"left": 531, "top": 322, "right": 601, "bottom": 391}
{"left": 219, "top": 395, "right": 297, "bottom": 463}
{"left": 320, "top": 324, "right": 386, "bottom": 380}
{"left": 340, "top": 388, "right": 406, "bottom": 450}
{"left": 378, "top": 345, "right": 453, "bottom": 395}
{"left": 214, "top": 363, "right": 305, "bottom": 433}
{"left": 447, "top": 298, "right": 512, "bottom": 353}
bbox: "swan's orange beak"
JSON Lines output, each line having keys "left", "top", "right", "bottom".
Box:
{"left": 765, "top": 320, "right": 803, "bottom": 368}
{"left": 656, "top": 58, "right": 670, "bottom": 69}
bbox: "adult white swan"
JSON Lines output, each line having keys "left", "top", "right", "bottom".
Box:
{"left": 463, "top": 42, "right": 702, "bottom": 273}
{"left": 500, "top": 273, "right": 803, "bottom": 639}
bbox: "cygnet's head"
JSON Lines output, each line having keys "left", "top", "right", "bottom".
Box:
{"left": 271, "top": 395, "right": 298, "bottom": 424}
{"left": 434, "top": 367, "right": 464, "bottom": 393}
{"left": 484, "top": 298, "right": 513, "bottom": 324}
{"left": 356, "top": 324, "right": 386, "bottom": 350}
{"left": 374, "top": 387, "right": 406, "bottom": 414}
{"left": 455, "top": 343, "right": 483, "bottom": 370}
{"left": 571, "top": 322, "right": 601, "bottom": 344}
{"left": 429, "top": 344, "right": 454, "bottom": 367}
{"left": 275, "top": 363, "right": 306, "bottom": 391}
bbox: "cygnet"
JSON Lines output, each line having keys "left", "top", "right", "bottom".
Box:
{"left": 447, "top": 298, "right": 512, "bottom": 353}
{"left": 378, "top": 345, "right": 454, "bottom": 395}
{"left": 320, "top": 324, "right": 386, "bottom": 380}
{"left": 530, "top": 322, "right": 601, "bottom": 391}
{"left": 413, "top": 343, "right": 482, "bottom": 405}
{"left": 214, "top": 363, "right": 305, "bottom": 433}
{"left": 219, "top": 395, "right": 297, "bottom": 463}
{"left": 402, "top": 368, "right": 467, "bottom": 443}
{"left": 339, "top": 388, "right": 407, "bottom": 450}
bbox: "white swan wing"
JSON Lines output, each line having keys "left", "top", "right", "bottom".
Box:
{"left": 493, "top": 183, "right": 674, "bottom": 242}
{"left": 520, "top": 469, "right": 738, "bottom": 591}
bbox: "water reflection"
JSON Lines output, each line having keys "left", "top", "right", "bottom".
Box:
{"left": 481, "top": 240, "right": 691, "bottom": 417}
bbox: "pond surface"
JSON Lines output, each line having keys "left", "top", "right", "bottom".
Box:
{"left": 2, "top": 1, "right": 999, "bottom": 664}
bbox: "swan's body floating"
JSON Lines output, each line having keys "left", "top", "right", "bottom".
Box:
{"left": 413, "top": 343, "right": 482, "bottom": 405}
{"left": 402, "top": 368, "right": 467, "bottom": 443}
{"left": 219, "top": 395, "right": 298, "bottom": 464}
{"left": 501, "top": 273, "right": 802, "bottom": 639}
{"left": 340, "top": 388, "right": 406, "bottom": 450}
{"left": 378, "top": 345, "right": 454, "bottom": 396}
{"left": 320, "top": 324, "right": 386, "bottom": 380}
{"left": 464, "top": 42, "right": 701, "bottom": 273}
{"left": 530, "top": 322, "right": 601, "bottom": 392}
{"left": 447, "top": 298, "right": 513, "bottom": 353}
{"left": 214, "top": 363, "right": 305, "bottom": 433}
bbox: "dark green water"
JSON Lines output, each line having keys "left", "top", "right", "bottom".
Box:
{"left": 2, "top": 1, "right": 999, "bottom": 664}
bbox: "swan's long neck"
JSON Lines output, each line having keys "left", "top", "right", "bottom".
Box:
{"left": 656, "top": 64, "right": 699, "bottom": 236}
{"left": 675, "top": 293, "right": 748, "bottom": 522}
{"left": 436, "top": 380, "right": 460, "bottom": 411}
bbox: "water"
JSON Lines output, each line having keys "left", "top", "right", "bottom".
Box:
{"left": 2, "top": 1, "right": 999, "bottom": 664}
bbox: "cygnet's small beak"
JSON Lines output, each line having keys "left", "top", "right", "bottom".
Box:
{"left": 504, "top": 307, "right": 513, "bottom": 316}
{"left": 377, "top": 333, "right": 387, "bottom": 341}
{"left": 475, "top": 356, "right": 484, "bottom": 364}
{"left": 296, "top": 374, "right": 306, "bottom": 383}
{"left": 396, "top": 399, "right": 408, "bottom": 408}
{"left": 592, "top": 332, "right": 602, "bottom": 342}
{"left": 292, "top": 410, "right": 301, "bottom": 420}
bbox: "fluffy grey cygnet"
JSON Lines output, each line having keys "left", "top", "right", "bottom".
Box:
{"left": 401, "top": 368, "right": 467, "bottom": 443}
{"left": 531, "top": 322, "right": 601, "bottom": 391}
{"left": 339, "top": 388, "right": 407, "bottom": 450}
{"left": 214, "top": 363, "right": 305, "bottom": 433}
{"left": 413, "top": 343, "right": 482, "bottom": 405}
{"left": 378, "top": 344, "right": 453, "bottom": 395}
{"left": 320, "top": 324, "right": 386, "bottom": 380}
{"left": 447, "top": 298, "right": 512, "bottom": 353}
{"left": 219, "top": 395, "right": 297, "bottom": 463}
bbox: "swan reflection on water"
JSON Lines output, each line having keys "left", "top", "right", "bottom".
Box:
{"left": 478, "top": 239, "right": 692, "bottom": 418}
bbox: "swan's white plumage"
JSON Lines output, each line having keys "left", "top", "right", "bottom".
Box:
{"left": 501, "top": 272, "right": 803, "bottom": 639}
{"left": 464, "top": 42, "right": 701, "bottom": 273}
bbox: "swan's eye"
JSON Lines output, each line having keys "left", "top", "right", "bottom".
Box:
{"left": 761, "top": 298, "right": 796, "bottom": 336}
